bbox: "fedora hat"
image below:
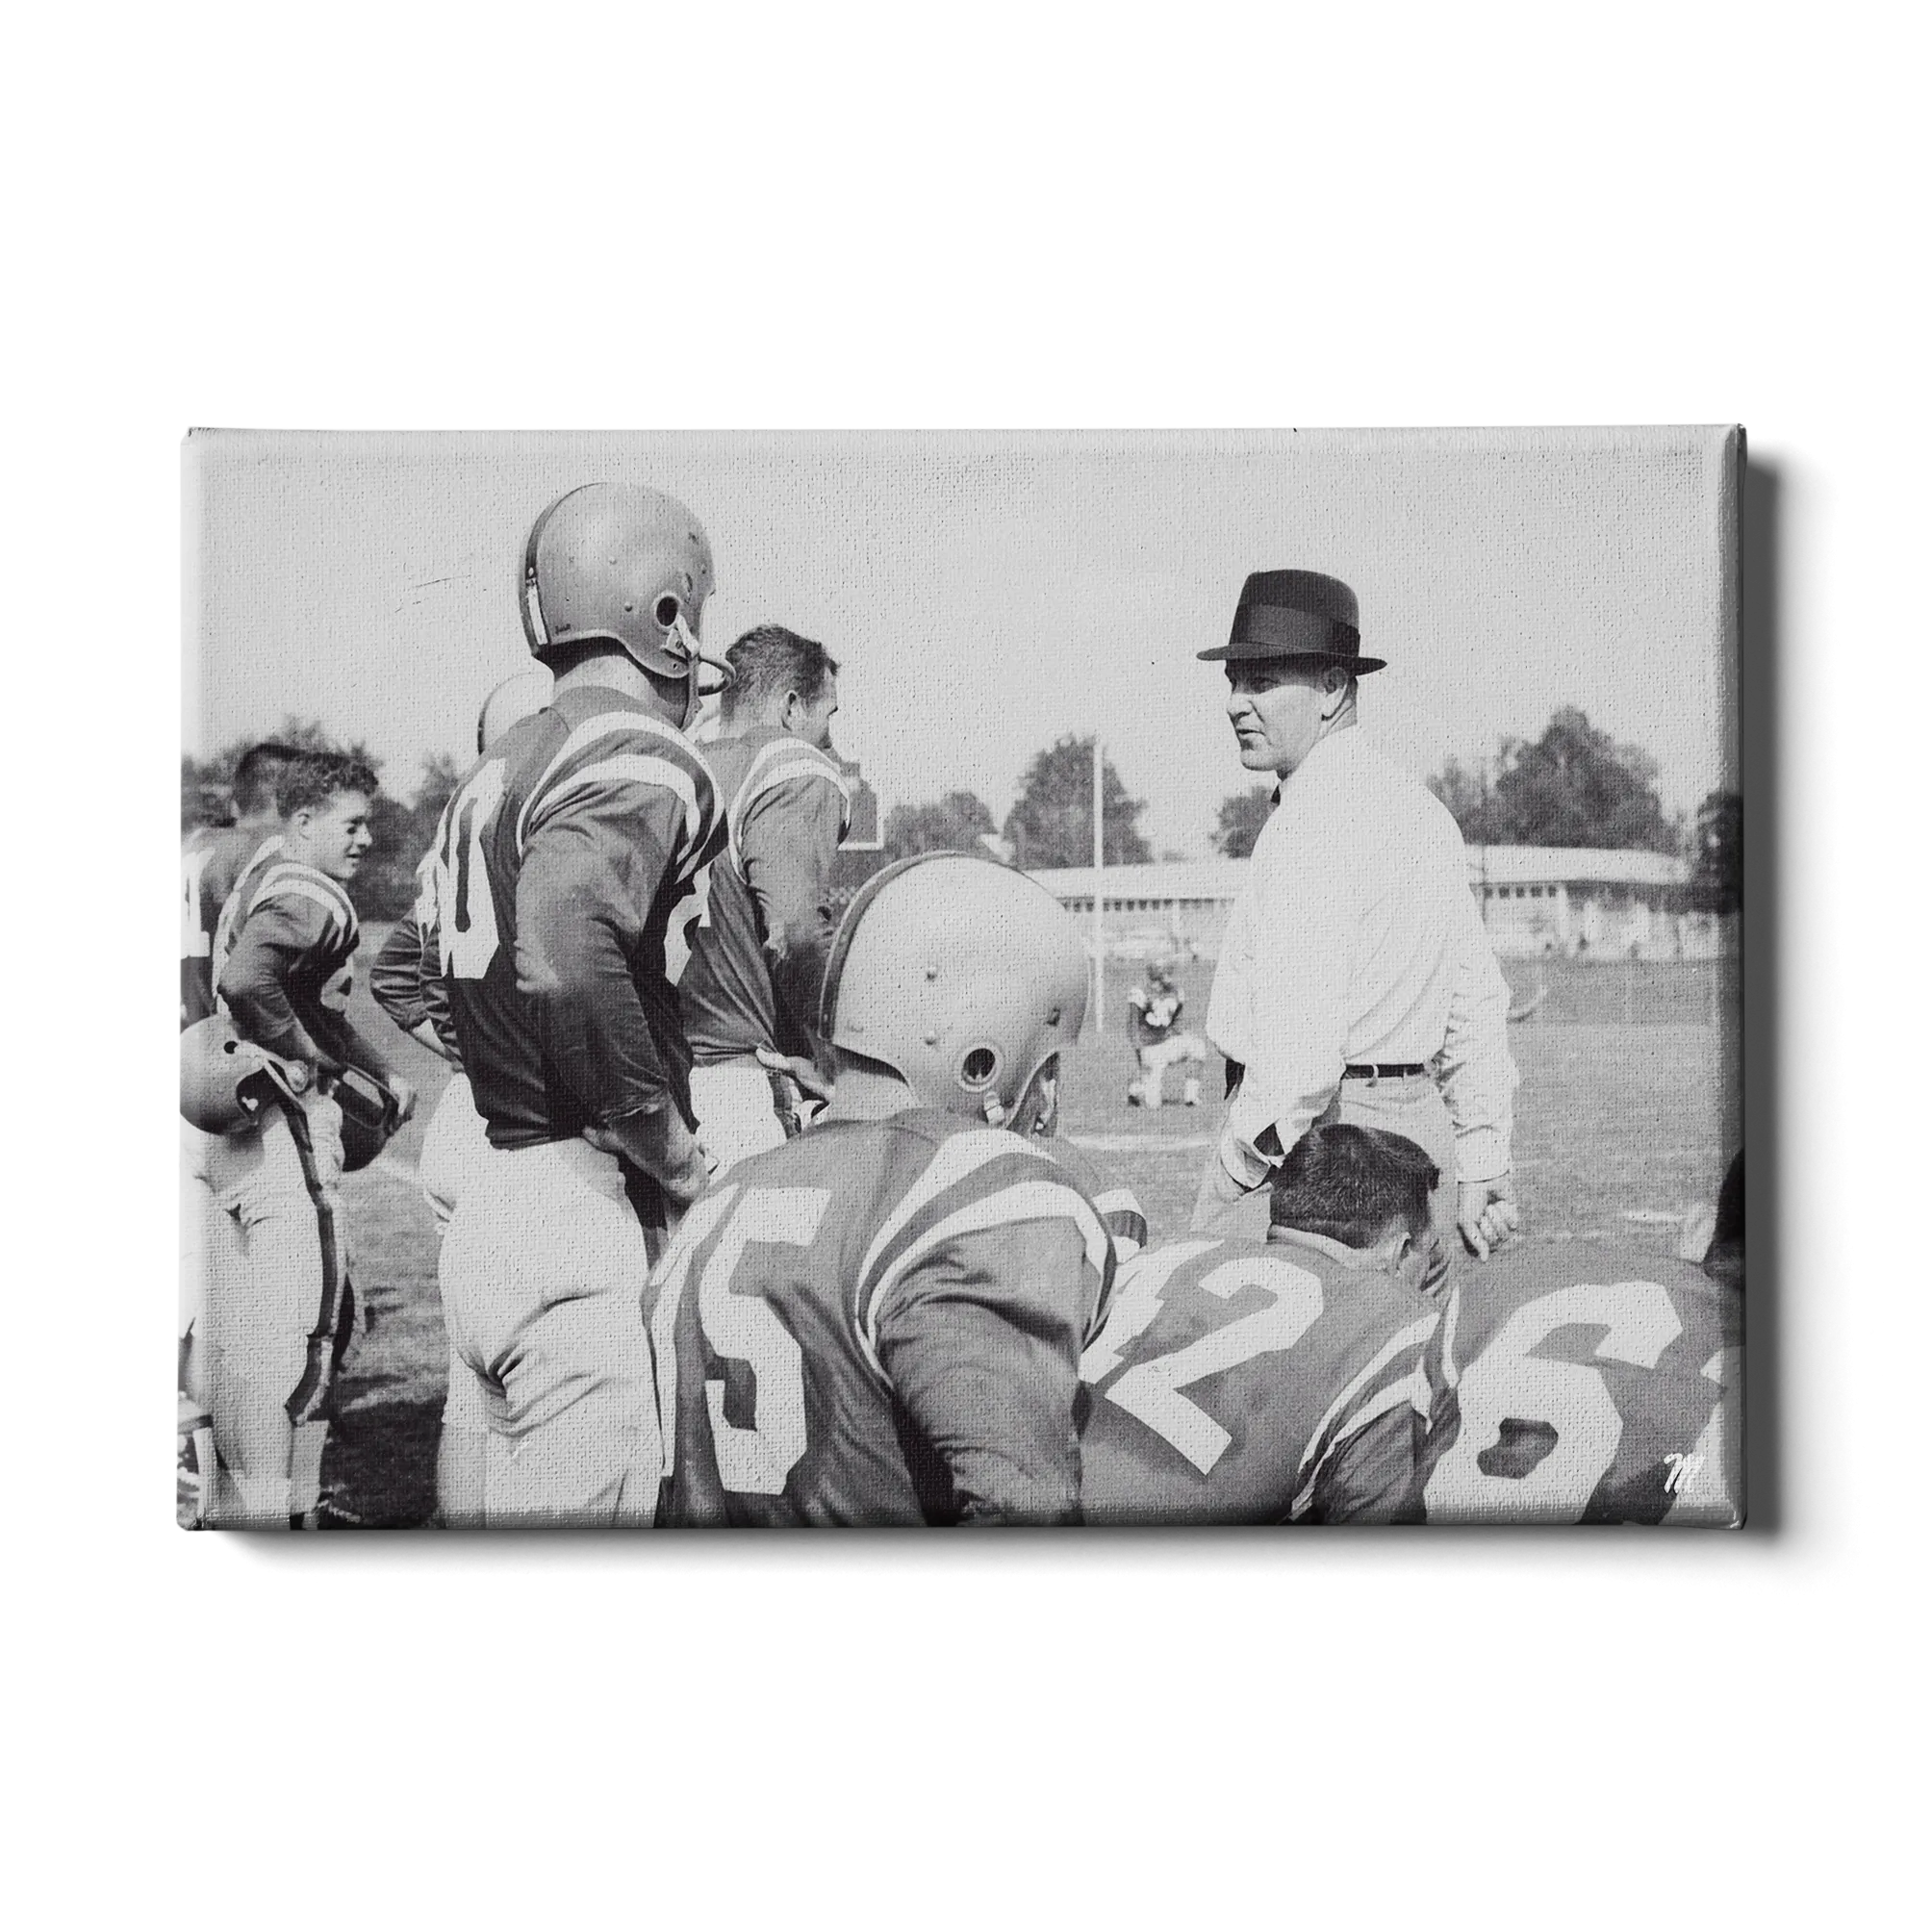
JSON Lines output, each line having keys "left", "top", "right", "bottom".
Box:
{"left": 1197, "top": 569, "right": 1386, "bottom": 673}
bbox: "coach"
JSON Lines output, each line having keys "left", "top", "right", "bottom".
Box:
{"left": 1191, "top": 570, "right": 1520, "bottom": 1257}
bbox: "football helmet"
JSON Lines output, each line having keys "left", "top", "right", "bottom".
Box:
{"left": 476, "top": 666, "right": 552, "bottom": 752}
{"left": 180, "top": 1016, "right": 309, "bottom": 1134}
{"left": 332, "top": 1065, "right": 403, "bottom": 1173}
{"left": 821, "top": 853, "right": 1091, "bottom": 1131}
{"left": 521, "top": 481, "right": 733, "bottom": 727}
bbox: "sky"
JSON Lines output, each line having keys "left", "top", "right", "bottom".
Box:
{"left": 185, "top": 428, "right": 1739, "bottom": 855}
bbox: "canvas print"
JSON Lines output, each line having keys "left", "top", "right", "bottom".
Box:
{"left": 178, "top": 427, "right": 1745, "bottom": 1530}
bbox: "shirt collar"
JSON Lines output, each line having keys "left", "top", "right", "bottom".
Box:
{"left": 1265, "top": 1225, "right": 1380, "bottom": 1271}
{"left": 1275, "top": 720, "right": 1359, "bottom": 798}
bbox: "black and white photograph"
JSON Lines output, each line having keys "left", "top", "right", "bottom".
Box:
{"left": 178, "top": 427, "right": 1744, "bottom": 1532}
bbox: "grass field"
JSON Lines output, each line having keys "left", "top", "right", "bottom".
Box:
{"left": 317, "top": 942, "right": 1742, "bottom": 1525}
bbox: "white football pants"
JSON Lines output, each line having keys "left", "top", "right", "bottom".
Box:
{"left": 415, "top": 1070, "right": 493, "bottom": 1527}
{"left": 438, "top": 1135, "right": 661, "bottom": 1527}
{"left": 188, "top": 1092, "right": 346, "bottom": 1526}
{"left": 690, "top": 1058, "right": 789, "bottom": 1173}
{"left": 1134, "top": 1031, "right": 1208, "bottom": 1107}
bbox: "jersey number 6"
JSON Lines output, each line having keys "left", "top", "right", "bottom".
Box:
{"left": 1424, "top": 1281, "right": 1683, "bottom": 1521}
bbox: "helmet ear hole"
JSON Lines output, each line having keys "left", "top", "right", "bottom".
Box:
{"left": 959, "top": 1045, "right": 1001, "bottom": 1089}
{"left": 654, "top": 593, "right": 682, "bottom": 631}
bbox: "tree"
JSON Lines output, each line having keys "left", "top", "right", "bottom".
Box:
{"left": 1424, "top": 754, "right": 1502, "bottom": 845}
{"left": 1428, "top": 706, "right": 1676, "bottom": 852}
{"left": 1003, "top": 735, "right": 1152, "bottom": 869}
{"left": 1211, "top": 785, "right": 1274, "bottom": 858}
{"left": 1688, "top": 788, "right": 1742, "bottom": 914}
{"left": 412, "top": 751, "right": 464, "bottom": 834}
{"left": 882, "top": 790, "right": 1001, "bottom": 862}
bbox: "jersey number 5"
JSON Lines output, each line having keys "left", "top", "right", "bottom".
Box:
{"left": 648, "top": 1182, "right": 828, "bottom": 1496}
{"left": 434, "top": 761, "right": 505, "bottom": 980}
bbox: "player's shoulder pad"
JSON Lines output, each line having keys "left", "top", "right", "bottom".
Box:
{"left": 727, "top": 735, "right": 852, "bottom": 860}
{"left": 239, "top": 856, "right": 358, "bottom": 945}
{"left": 849, "top": 1117, "right": 1113, "bottom": 1382}
{"left": 1438, "top": 1240, "right": 1732, "bottom": 1390}
{"left": 515, "top": 703, "right": 719, "bottom": 854}
{"left": 1042, "top": 1139, "right": 1148, "bottom": 1258}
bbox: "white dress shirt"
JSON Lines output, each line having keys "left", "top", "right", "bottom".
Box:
{"left": 1206, "top": 725, "right": 1517, "bottom": 1184}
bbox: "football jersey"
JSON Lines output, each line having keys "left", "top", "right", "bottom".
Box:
{"left": 1420, "top": 1241, "right": 1743, "bottom": 1525}
{"left": 180, "top": 823, "right": 278, "bottom": 1029}
{"left": 1078, "top": 1233, "right": 1442, "bottom": 1525}
{"left": 213, "top": 841, "right": 361, "bottom": 1064}
{"left": 430, "top": 688, "right": 723, "bottom": 1148}
{"left": 649, "top": 1110, "right": 1115, "bottom": 1527}
{"left": 680, "top": 726, "right": 851, "bottom": 1066}
{"left": 369, "top": 848, "right": 459, "bottom": 1061}
{"left": 1049, "top": 1138, "right": 1150, "bottom": 1259}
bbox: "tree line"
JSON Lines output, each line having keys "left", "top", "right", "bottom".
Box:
{"left": 184, "top": 703, "right": 1741, "bottom": 925}
{"left": 884, "top": 707, "right": 1740, "bottom": 916}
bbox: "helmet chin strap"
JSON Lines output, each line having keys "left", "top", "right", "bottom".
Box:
{"left": 667, "top": 609, "right": 735, "bottom": 731}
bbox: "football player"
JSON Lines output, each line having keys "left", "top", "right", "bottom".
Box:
{"left": 181, "top": 742, "right": 303, "bottom": 1437}
{"left": 191, "top": 750, "right": 415, "bottom": 1526}
{"left": 678, "top": 624, "right": 851, "bottom": 1169}
{"left": 433, "top": 483, "right": 734, "bottom": 1526}
{"left": 369, "top": 669, "right": 549, "bottom": 1525}
{"left": 1079, "top": 1124, "right": 1445, "bottom": 1525}
{"left": 1421, "top": 1205, "right": 1744, "bottom": 1525}
{"left": 181, "top": 741, "right": 300, "bottom": 1029}
{"left": 1125, "top": 955, "right": 1207, "bottom": 1109}
{"left": 648, "top": 854, "right": 1117, "bottom": 1527}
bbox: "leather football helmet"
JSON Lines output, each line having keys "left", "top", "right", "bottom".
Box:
{"left": 180, "top": 1016, "right": 309, "bottom": 1134}
{"left": 476, "top": 667, "right": 552, "bottom": 752}
{"left": 521, "top": 482, "right": 732, "bottom": 727}
{"left": 821, "top": 853, "right": 1091, "bottom": 1131}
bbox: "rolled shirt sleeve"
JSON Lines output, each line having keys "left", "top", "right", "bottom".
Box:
{"left": 1436, "top": 869, "right": 1518, "bottom": 1183}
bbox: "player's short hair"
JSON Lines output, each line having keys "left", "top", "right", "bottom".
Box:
{"left": 232, "top": 742, "right": 302, "bottom": 815}
{"left": 1270, "top": 1123, "right": 1437, "bottom": 1250}
{"left": 276, "top": 751, "right": 378, "bottom": 819}
{"left": 722, "top": 624, "right": 840, "bottom": 724}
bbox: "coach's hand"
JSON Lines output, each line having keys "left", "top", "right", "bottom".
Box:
{"left": 387, "top": 1076, "right": 417, "bottom": 1124}
{"left": 754, "top": 1046, "right": 833, "bottom": 1106}
{"left": 1458, "top": 1175, "right": 1521, "bottom": 1259}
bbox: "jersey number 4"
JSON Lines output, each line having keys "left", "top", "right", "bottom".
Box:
{"left": 648, "top": 1182, "right": 828, "bottom": 1496}
{"left": 433, "top": 761, "right": 505, "bottom": 980}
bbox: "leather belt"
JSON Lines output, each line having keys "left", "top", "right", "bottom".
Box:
{"left": 1342, "top": 1062, "right": 1426, "bottom": 1080}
